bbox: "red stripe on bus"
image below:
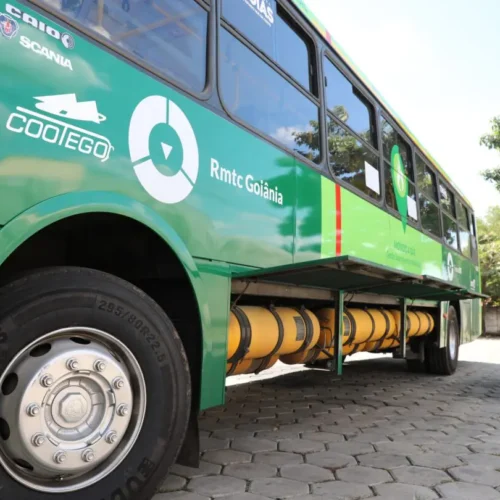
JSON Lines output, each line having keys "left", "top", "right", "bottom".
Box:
{"left": 336, "top": 184, "right": 342, "bottom": 256}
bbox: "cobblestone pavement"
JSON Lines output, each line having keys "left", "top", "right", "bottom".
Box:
{"left": 154, "top": 338, "right": 500, "bottom": 500}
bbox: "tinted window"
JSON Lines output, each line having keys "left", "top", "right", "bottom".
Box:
{"left": 459, "top": 229, "right": 471, "bottom": 258}
{"left": 328, "top": 119, "right": 380, "bottom": 198}
{"left": 223, "top": 0, "right": 312, "bottom": 91}
{"left": 276, "top": 14, "right": 311, "bottom": 90}
{"left": 385, "top": 162, "right": 418, "bottom": 221}
{"left": 381, "top": 119, "right": 413, "bottom": 180}
{"left": 220, "top": 28, "right": 319, "bottom": 162}
{"left": 457, "top": 202, "right": 469, "bottom": 228}
{"left": 46, "top": 0, "right": 208, "bottom": 92}
{"left": 443, "top": 213, "right": 458, "bottom": 250}
{"left": 470, "top": 213, "right": 477, "bottom": 250}
{"left": 439, "top": 183, "right": 456, "bottom": 216}
{"left": 416, "top": 155, "right": 438, "bottom": 201}
{"left": 420, "top": 198, "right": 441, "bottom": 237}
{"left": 324, "top": 59, "right": 375, "bottom": 146}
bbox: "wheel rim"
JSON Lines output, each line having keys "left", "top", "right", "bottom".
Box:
{"left": 0, "top": 327, "right": 147, "bottom": 493}
{"left": 448, "top": 318, "right": 459, "bottom": 361}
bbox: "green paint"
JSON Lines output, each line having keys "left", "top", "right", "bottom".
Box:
{"left": 0, "top": 1, "right": 483, "bottom": 411}
{"left": 391, "top": 145, "right": 409, "bottom": 232}
{"left": 321, "top": 176, "right": 336, "bottom": 259}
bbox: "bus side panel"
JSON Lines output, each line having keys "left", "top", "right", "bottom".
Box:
{"left": 196, "top": 261, "right": 231, "bottom": 411}
{"left": 0, "top": 0, "right": 295, "bottom": 271}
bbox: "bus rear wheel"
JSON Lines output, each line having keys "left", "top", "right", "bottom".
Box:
{"left": 0, "top": 267, "right": 191, "bottom": 500}
{"left": 425, "top": 306, "right": 460, "bottom": 375}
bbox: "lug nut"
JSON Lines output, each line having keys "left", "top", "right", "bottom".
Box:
{"left": 105, "top": 431, "right": 118, "bottom": 444}
{"left": 53, "top": 451, "right": 67, "bottom": 464}
{"left": 94, "top": 360, "right": 106, "bottom": 372}
{"left": 66, "top": 358, "right": 79, "bottom": 371}
{"left": 113, "top": 377, "right": 125, "bottom": 390}
{"left": 26, "top": 403, "right": 40, "bottom": 417}
{"left": 31, "top": 433, "right": 46, "bottom": 447}
{"left": 40, "top": 374, "right": 54, "bottom": 387}
{"left": 117, "top": 404, "right": 129, "bottom": 417}
{"left": 82, "top": 448, "right": 95, "bottom": 463}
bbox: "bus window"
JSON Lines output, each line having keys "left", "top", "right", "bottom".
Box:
{"left": 416, "top": 155, "right": 441, "bottom": 237}
{"left": 456, "top": 202, "right": 471, "bottom": 257}
{"left": 328, "top": 118, "right": 380, "bottom": 199}
{"left": 222, "top": 0, "right": 313, "bottom": 92}
{"left": 323, "top": 58, "right": 376, "bottom": 146}
{"left": 381, "top": 119, "right": 413, "bottom": 180}
{"left": 443, "top": 213, "right": 459, "bottom": 250}
{"left": 382, "top": 118, "right": 417, "bottom": 221}
{"left": 220, "top": 28, "right": 320, "bottom": 162}
{"left": 41, "top": 0, "right": 209, "bottom": 93}
{"left": 384, "top": 163, "right": 418, "bottom": 222}
{"left": 439, "top": 183, "right": 456, "bottom": 217}
{"left": 457, "top": 202, "right": 468, "bottom": 228}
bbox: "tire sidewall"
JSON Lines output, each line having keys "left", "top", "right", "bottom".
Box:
{"left": 445, "top": 306, "right": 460, "bottom": 373}
{"left": 0, "top": 268, "right": 190, "bottom": 500}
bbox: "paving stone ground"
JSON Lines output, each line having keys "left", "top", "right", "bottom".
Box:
{"left": 154, "top": 338, "right": 500, "bottom": 500}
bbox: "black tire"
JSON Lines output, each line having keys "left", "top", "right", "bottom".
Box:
{"left": 0, "top": 267, "right": 191, "bottom": 500}
{"left": 426, "top": 305, "right": 460, "bottom": 375}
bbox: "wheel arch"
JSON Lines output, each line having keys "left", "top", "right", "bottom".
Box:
{"left": 0, "top": 191, "right": 207, "bottom": 414}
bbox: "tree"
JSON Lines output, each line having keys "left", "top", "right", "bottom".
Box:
{"left": 478, "top": 206, "right": 500, "bottom": 304}
{"left": 480, "top": 117, "right": 500, "bottom": 190}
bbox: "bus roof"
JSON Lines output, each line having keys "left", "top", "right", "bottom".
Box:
{"left": 291, "top": 0, "right": 472, "bottom": 209}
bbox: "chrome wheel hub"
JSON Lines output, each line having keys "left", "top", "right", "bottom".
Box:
{"left": 0, "top": 328, "right": 146, "bottom": 493}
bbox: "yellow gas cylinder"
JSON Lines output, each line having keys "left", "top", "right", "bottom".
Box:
{"left": 391, "top": 310, "right": 435, "bottom": 337}
{"left": 228, "top": 356, "right": 279, "bottom": 376}
{"left": 227, "top": 306, "right": 319, "bottom": 375}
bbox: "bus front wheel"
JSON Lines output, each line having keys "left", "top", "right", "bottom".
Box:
{"left": 0, "top": 267, "right": 191, "bottom": 499}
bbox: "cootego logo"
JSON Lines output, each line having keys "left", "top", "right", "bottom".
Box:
{"left": 6, "top": 94, "right": 114, "bottom": 162}
{"left": 6, "top": 3, "right": 74, "bottom": 48}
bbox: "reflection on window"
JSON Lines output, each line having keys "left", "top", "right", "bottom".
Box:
{"left": 381, "top": 119, "right": 413, "bottom": 180}
{"left": 443, "top": 213, "right": 458, "bottom": 250}
{"left": 439, "top": 183, "right": 456, "bottom": 217}
{"left": 459, "top": 229, "right": 471, "bottom": 258}
{"left": 416, "top": 155, "right": 438, "bottom": 201}
{"left": 276, "top": 13, "right": 311, "bottom": 90}
{"left": 420, "top": 197, "right": 441, "bottom": 237}
{"left": 328, "top": 119, "right": 380, "bottom": 199}
{"left": 220, "top": 28, "right": 320, "bottom": 162}
{"left": 457, "top": 202, "right": 468, "bottom": 228}
{"left": 222, "top": 0, "right": 275, "bottom": 58}
{"left": 222, "top": 0, "right": 312, "bottom": 91}
{"left": 385, "top": 162, "right": 417, "bottom": 221}
{"left": 324, "top": 58, "right": 375, "bottom": 146}
{"left": 46, "top": 0, "right": 209, "bottom": 92}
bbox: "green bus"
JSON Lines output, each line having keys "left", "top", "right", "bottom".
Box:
{"left": 0, "top": 0, "right": 484, "bottom": 497}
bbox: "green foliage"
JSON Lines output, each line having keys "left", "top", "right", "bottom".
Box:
{"left": 480, "top": 117, "right": 500, "bottom": 190}
{"left": 478, "top": 206, "right": 500, "bottom": 304}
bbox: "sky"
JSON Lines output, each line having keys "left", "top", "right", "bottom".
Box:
{"left": 304, "top": 0, "right": 500, "bottom": 218}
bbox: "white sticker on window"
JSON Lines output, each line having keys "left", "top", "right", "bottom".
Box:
{"left": 364, "top": 161, "right": 380, "bottom": 195}
{"left": 244, "top": 0, "right": 275, "bottom": 27}
{"left": 408, "top": 196, "right": 417, "bottom": 220}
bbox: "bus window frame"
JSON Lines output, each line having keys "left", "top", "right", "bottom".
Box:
{"left": 380, "top": 113, "right": 421, "bottom": 230}
{"left": 414, "top": 152, "right": 442, "bottom": 242}
{"left": 322, "top": 48, "right": 385, "bottom": 209}
{"left": 217, "top": 0, "right": 326, "bottom": 170}
{"left": 29, "top": 0, "right": 215, "bottom": 102}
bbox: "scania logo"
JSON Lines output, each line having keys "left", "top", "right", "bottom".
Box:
{"left": 6, "top": 3, "right": 74, "bottom": 49}
{"left": 129, "top": 96, "right": 199, "bottom": 204}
